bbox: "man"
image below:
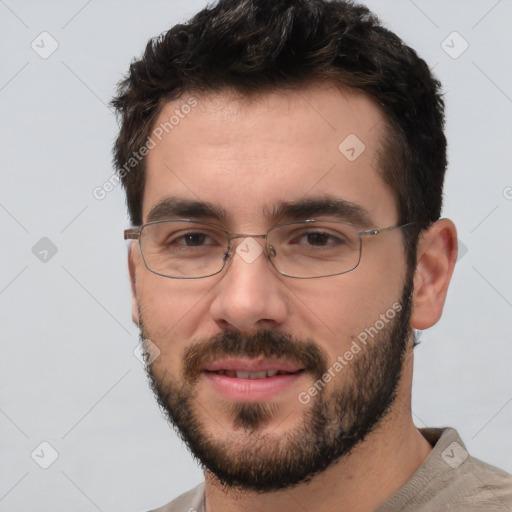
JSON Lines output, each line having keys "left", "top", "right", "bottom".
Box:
{"left": 112, "top": 0, "right": 512, "bottom": 510}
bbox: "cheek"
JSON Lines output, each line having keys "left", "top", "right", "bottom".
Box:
{"left": 289, "top": 254, "right": 405, "bottom": 356}
{"left": 135, "top": 273, "right": 212, "bottom": 358}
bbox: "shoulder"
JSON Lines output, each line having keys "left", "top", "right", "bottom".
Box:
{"left": 446, "top": 454, "right": 512, "bottom": 510}
{"left": 379, "top": 427, "right": 512, "bottom": 511}
{"left": 147, "top": 482, "right": 205, "bottom": 512}
{"left": 426, "top": 427, "right": 512, "bottom": 507}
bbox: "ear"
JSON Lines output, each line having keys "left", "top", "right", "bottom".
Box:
{"left": 128, "top": 243, "right": 140, "bottom": 326}
{"left": 411, "top": 219, "right": 458, "bottom": 330}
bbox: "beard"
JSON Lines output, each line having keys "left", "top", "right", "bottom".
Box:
{"left": 139, "top": 274, "right": 413, "bottom": 492}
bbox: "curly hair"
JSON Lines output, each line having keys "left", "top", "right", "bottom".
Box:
{"left": 112, "top": 0, "right": 446, "bottom": 264}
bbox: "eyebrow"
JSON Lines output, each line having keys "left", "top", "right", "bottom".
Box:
{"left": 145, "top": 196, "right": 374, "bottom": 228}
{"left": 146, "top": 197, "right": 227, "bottom": 223}
{"left": 265, "top": 196, "right": 375, "bottom": 228}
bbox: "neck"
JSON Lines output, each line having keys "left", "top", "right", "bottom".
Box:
{"left": 204, "top": 349, "right": 432, "bottom": 512}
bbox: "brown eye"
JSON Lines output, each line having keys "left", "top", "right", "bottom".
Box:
{"left": 176, "top": 233, "right": 210, "bottom": 246}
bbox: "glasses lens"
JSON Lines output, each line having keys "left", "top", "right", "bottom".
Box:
{"left": 139, "top": 221, "right": 228, "bottom": 278}
{"left": 268, "top": 221, "right": 361, "bottom": 278}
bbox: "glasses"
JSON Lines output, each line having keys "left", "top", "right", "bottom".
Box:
{"left": 124, "top": 219, "right": 416, "bottom": 279}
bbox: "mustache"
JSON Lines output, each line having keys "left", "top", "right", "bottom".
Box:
{"left": 183, "top": 329, "right": 328, "bottom": 381}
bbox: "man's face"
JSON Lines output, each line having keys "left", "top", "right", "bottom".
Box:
{"left": 130, "top": 84, "right": 413, "bottom": 490}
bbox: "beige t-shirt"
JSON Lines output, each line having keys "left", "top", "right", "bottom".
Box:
{"left": 149, "top": 427, "right": 512, "bottom": 511}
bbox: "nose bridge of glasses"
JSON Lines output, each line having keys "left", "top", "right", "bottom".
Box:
{"left": 227, "top": 232, "right": 267, "bottom": 249}
{"left": 224, "top": 233, "right": 274, "bottom": 264}
{"left": 228, "top": 233, "right": 267, "bottom": 240}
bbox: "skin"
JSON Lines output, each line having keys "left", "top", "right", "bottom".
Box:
{"left": 128, "top": 82, "right": 458, "bottom": 512}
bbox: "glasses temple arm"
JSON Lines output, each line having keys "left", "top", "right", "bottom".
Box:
{"left": 359, "top": 222, "right": 420, "bottom": 237}
{"left": 124, "top": 229, "right": 140, "bottom": 240}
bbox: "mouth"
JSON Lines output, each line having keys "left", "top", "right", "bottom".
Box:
{"left": 200, "top": 358, "right": 306, "bottom": 402}
{"left": 207, "top": 369, "right": 303, "bottom": 378}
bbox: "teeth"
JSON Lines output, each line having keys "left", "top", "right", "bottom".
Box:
{"left": 235, "top": 370, "right": 268, "bottom": 379}
{"left": 215, "top": 369, "right": 295, "bottom": 378}
{"left": 219, "top": 370, "right": 285, "bottom": 379}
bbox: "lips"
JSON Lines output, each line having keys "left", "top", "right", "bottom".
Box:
{"left": 213, "top": 369, "right": 296, "bottom": 379}
{"left": 201, "top": 357, "right": 305, "bottom": 401}
{"left": 202, "top": 357, "right": 304, "bottom": 376}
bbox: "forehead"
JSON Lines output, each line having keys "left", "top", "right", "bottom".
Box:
{"left": 143, "top": 82, "right": 397, "bottom": 227}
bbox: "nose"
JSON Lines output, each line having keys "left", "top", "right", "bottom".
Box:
{"left": 209, "top": 237, "right": 289, "bottom": 332}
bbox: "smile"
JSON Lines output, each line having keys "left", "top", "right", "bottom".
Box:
{"left": 207, "top": 369, "right": 301, "bottom": 379}
{"left": 200, "top": 358, "right": 306, "bottom": 401}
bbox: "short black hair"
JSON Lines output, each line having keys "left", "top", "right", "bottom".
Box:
{"left": 112, "top": 0, "right": 446, "bottom": 267}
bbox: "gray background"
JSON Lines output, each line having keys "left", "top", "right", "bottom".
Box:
{"left": 1, "top": 0, "right": 511, "bottom": 510}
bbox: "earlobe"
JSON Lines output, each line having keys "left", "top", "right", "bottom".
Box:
{"left": 128, "top": 243, "right": 140, "bottom": 326}
{"left": 410, "top": 219, "right": 458, "bottom": 330}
